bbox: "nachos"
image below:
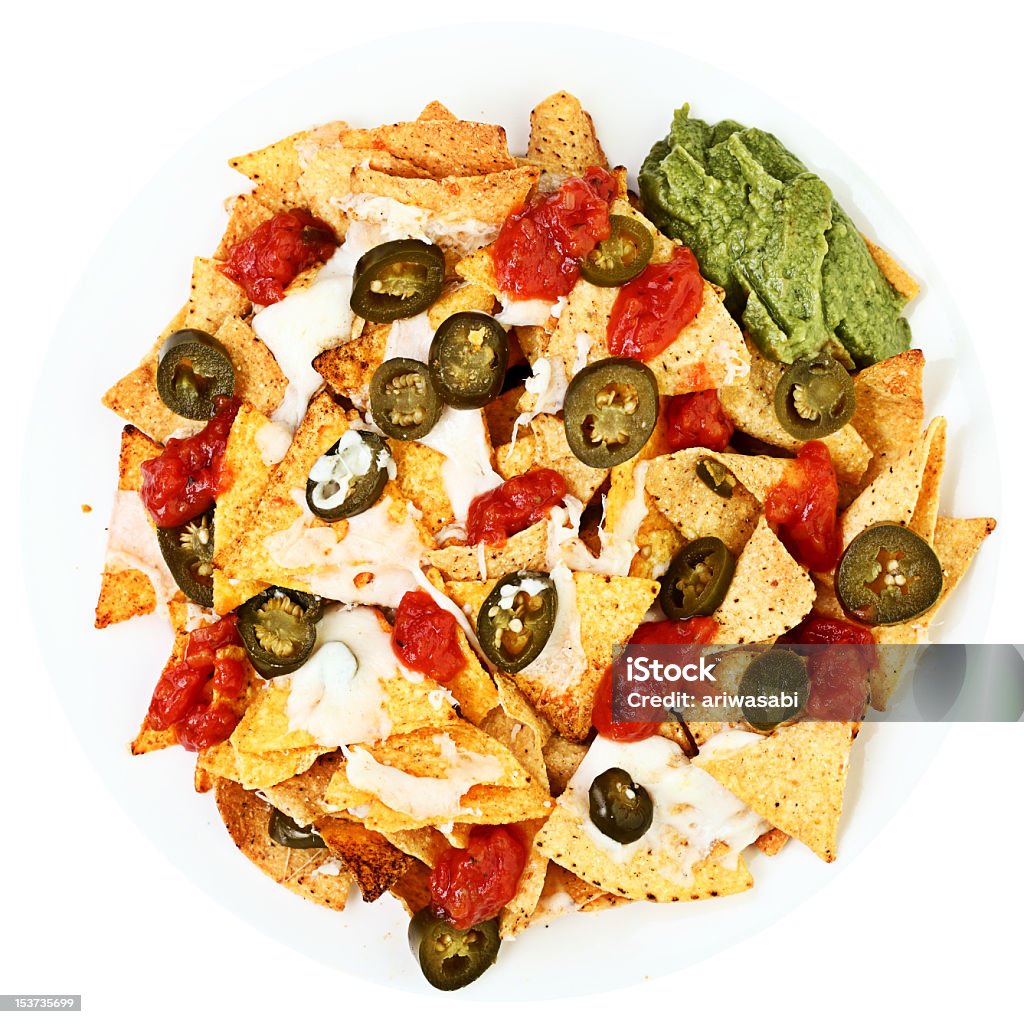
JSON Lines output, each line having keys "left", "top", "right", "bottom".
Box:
{"left": 96, "top": 91, "right": 994, "bottom": 989}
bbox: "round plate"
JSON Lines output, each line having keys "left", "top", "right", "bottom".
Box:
{"left": 24, "top": 24, "right": 1000, "bottom": 999}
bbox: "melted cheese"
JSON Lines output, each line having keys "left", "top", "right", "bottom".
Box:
{"left": 104, "top": 491, "right": 178, "bottom": 614}
{"left": 284, "top": 605, "right": 399, "bottom": 746}
{"left": 382, "top": 312, "right": 435, "bottom": 365}
{"left": 341, "top": 732, "right": 504, "bottom": 818}
{"left": 264, "top": 492, "right": 426, "bottom": 608}
{"left": 518, "top": 561, "right": 586, "bottom": 695}
{"left": 563, "top": 735, "right": 770, "bottom": 880}
{"left": 254, "top": 421, "right": 293, "bottom": 466}
{"left": 495, "top": 295, "right": 566, "bottom": 327}
{"left": 418, "top": 407, "right": 503, "bottom": 523}
{"left": 252, "top": 221, "right": 383, "bottom": 432}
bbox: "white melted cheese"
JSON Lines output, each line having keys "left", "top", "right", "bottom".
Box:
{"left": 418, "top": 407, "right": 503, "bottom": 523}
{"left": 518, "top": 560, "right": 587, "bottom": 696}
{"left": 563, "top": 735, "right": 770, "bottom": 880}
{"left": 252, "top": 221, "right": 383, "bottom": 433}
{"left": 511, "top": 357, "right": 568, "bottom": 444}
{"left": 254, "top": 421, "right": 293, "bottom": 466}
{"left": 572, "top": 331, "right": 595, "bottom": 375}
{"left": 341, "top": 732, "right": 504, "bottom": 819}
{"left": 495, "top": 294, "right": 566, "bottom": 327}
{"left": 695, "top": 727, "right": 765, "bottom": 758}
{"left": 104, "top": 491, "right": 178, "bottom": 614}
{"left": 382, "top": 311, "right": 435, "bottom": 365}
{"left": 335, "top": 193, "right": 499, "bottom": 256}
{"left": 283, "top": 604, "right": 399, "bottom": 746}
{"left": 264, "top": 492, "right": 426, "bottom": 608}
{"left": 307, "top": 430, "right": 375, "bottom": 511}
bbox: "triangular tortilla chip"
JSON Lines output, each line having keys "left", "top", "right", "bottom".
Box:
{"left": 199, "top": 738, "right": 326, "bottom": 790}
{"left": 718, "top": 343, "right": 871, "bottom": 485}
{"left": 695, "top": 721, "right": 857, "bottom": 862}
{"left": 863, "top": 236, "right": 919, "bottom": 300}
{"left": 229, "top": 130, "right": 320, "bottom": 211}
{"left": 214, "top": 778, "right": 353, "bottom": 911}
{"left": 908, "top": 416, "right": 946, "bottom": 544}
{"left": 418, "top": 101, "right": 457, "bottom": 122}
{"left": 713, "top": 518, "right": 815, "bottom": 642}
{"left": 526, "top": 91, "right": 608, "bottom": 177}
{"left": 321, "top": 722, "right": 552, "bottom": 831}
{"left": 254, "top": 752, "right": 344, "bottom": 826}
{"left": 213, "top": 193, "right": 276, "bottom": 260}
{"left": 429, "top": 519, "right": 549, "bottom": 581}
{"left": 315, "top": 817, "right": 414, "bottom": 902}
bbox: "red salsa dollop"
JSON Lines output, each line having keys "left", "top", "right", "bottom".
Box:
{"left": 764, "top": 440, "right": 841, "bottom": 573}
{"left": 592, "top": 617, "right": 719, "bottom": 741}
{"left": 139, "top": 396, "right": 241, "bottom": 528}
{"left": 492, "top": 167, "right": 614, "bottom": 302}
{"left": 391, "top": 590, "right": 466, "bottom": 683}
{"left": 607, "top": 245, "right": 704, "bottom": 362}
{"left": 429, "top": 824, "right": 527, "bottom": 930}
{"left": 664, "top": 390, "right": 734, "bottom": 452}
{"left": 782, "top": 616, "right": 876, "bottom": 721}
{"left": 147, "top": 614, "right": 247, "bottom": 751}
{"left": 465, "top": 469, "right": 567, "bottom": 548}
{"left": 220, "top": 208, "right": 338, "bottom": 306}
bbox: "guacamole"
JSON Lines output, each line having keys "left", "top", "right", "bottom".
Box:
{"left": 639, "top": 106, "right": 911, "bottom": 367}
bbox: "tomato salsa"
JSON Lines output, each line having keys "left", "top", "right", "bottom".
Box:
{"left": 220, "top": 208, "right": 338, "bottom": 306}
{"left": 429, "top": 824, "right": 527, "bottom": 930}
{"left": 465, "top": 469, "right": 567, "bottom": 548}
{"left": 764, "top": 440, "right": 841, "bottom": 573}
{"left": 391, "top": 590, "right": 466, "bottom": 683}
{"left": 147, "top": 614, "right": 247, "bottom": 750}
{"left": 607, "top": 245, "right": 704, "bottom": 362}
{"left": 664, "top": 390, "right": 734, "bottom": 452}
{"left": 492, "top": 167, "right": 614, "bottom": 301}
{"left": 139, "top": 396, "right": 240, "bottom": 528}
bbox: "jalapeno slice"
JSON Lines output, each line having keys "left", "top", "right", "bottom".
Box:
{"left": 563, "top": 358, "right": 659, "bottom": 468}
{"left": 774, "top": 351, "right": 856, "bottom": 440}
{"left": 156, "top": 329, "right": 235, "bottom": 420}
{"left": 156, "top": 511, "right": 215, "bottom": 607}
{"left": 477, "top": 571, "right": 557, "bottom": 673}
{"left": 428, "top": 312, "right": 510, "bottom": 409}
{"left": 696, "top": 457, "right": 736, "bottom": 498}
{"left": 236, "top": 587, "right": 323, "bottom": 678}
{"left": 836, "top": 523, "right": 943, "bottom": 625}
{"left": 369, "top": 357, "right": 442, "bottom": 441}
{"left": 409, "top": 909, "right": 501, "bottom": 991}
{"left": 268, "top": 808, "right": 325, "bottom": 849}
{"left": 739, "top": 649, "right": 809, "bottom": 731}
{"left": 659, "top": 537, "right": 735, "bottom": 620}
{"left": 589, "top": 766, "right": 654, "bottom": 844}
{"left": 350, "top": 239, "right": 445, "bottom": 323}
{"left": 305, "top": 430, "right": 390, "bottom": 521}
{"left": 579, "top": 215, "right": 654, "bottom": 287}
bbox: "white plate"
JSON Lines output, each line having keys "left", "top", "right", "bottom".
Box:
{"left": 24, "top": 24, "right": 1001, "bottom": 999}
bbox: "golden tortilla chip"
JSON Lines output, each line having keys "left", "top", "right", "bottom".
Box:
{"left": 718, "top": 343, "right": 871, "bottom": 485}
{"left": 229, "top": 130, "right": 316, "bottom": 211}
{"left": 429, "top": 519, "right": 549, "bottom": 581}
{"left": 198, "top": 738, "right": 326, "bottom": 791}
{"left": 321, "top": 722, "right": 552, "bottom": 831}
{"left": 496, "top": 414, "right": 608, "bottom": 503}
{"left": 754, "top": 828, "right": 790, "bottom": 856}
{"left": 339, "top": 120, "right": 516, "bottom": 178}
{"left": 315, "top": 817, "right": 414, "bottom": 902}
{"left": 484, "top": 386, "right": 526, "bottom": 448}
{"left": 213, "top": 193, "right": 276, "bottom": 259}
{"left": 214, "top": 778, "right": 353, "bottom": 911}
{"left": 187, "top": 257, "right": 250, "bottom": 334}
{"left": 713, "top": 518, "right": 815, "bottom": 643}
{"left": 695, "top": 721, "right": 857, "bottom": 863}
{"left": 418, "top": 101, "right": 457, "bottom": 121}
{"left": 499, "top": 821, "right": 549, "bottom": 938}
{"left": 257, "top": 752, "right": 345, "bottom": 826}
{"left": 449, "top": 572, "right": 659, "bottom": 740}
{"left": 863, "top": 236, "right": 919, "bottom": 300}
{"left": 907, "top": 416, "right": 946, "bottom": 545}
{"left": 526, "top": 91, "right": 608, "bottom": 177}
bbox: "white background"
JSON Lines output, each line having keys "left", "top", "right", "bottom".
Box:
{"left": 3, "top": 1, "right": 1022, "bottom": 1021}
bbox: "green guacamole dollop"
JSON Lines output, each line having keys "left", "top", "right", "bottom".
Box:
{"left": 638, "top": 106, "right": 911, "bottom": 367}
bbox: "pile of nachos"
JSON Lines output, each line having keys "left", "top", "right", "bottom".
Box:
{"left": 95, "top": 91, "right": 995, "bottom": 990}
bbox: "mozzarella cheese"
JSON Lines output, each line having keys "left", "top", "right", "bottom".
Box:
{"left": 104, "top": 491, "right": 178, "bottom": 614}
{"left": 254, "top": 421, "right": 293, "bottom": 466}
{"left": 495, "top": 294, "right": 566, "bottom": 327}
{"left": 382, "top": 311, "right": 435, "bottom": 365}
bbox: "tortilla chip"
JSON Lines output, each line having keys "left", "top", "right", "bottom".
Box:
{"left": 213, "top": 193, "right": 276, "bottom": 259}
{"left": 754, "top": 828, "right": 790, "bottom": 856}
{"left": 389, "top": 860, "right": 433, "bottom": 916}
{"left": 315, "top": 817, "right": 414, "bottom": 902}
{"left": 496, "top": 414, "right": 608, "bottom": 503}
{"left": 382, "top": 827, "right": 453, "bottom": 869}
{"left": 198, "top": 738, "right": 326, "bottom": 791}
{"left": 645, "top": 448, "right": 762, "bottom": 557}
{"left": 257, "top": 752, "right": 345, "bottom": 826}
{"left": 339, "top": 120, "right": 516, "bottom": 178}
{"left": 695, "top": 721, "right": 857, "bottom": 863}
{"left": 499, "top": 821, "right": 549, "bottom": 938}
{"left": 718, "top": 343, "right": 871, "bottom": 485}
{"left": 418, "top": 101, "right": 457, "bottom": 121}
{"left": 429, "top": 519, "right": 549, "bottom": 581}
{"left": 907, "top": 416, "right": 946, "bottom": 545}
{"left": 449, "top": 572, "right": 659, "bottom": 740}
{"left": 186, "top": 257, "right": 250, "bottom": 334}
{"left": 840, "top": 417, "right": 944, "bottom": 548}
{"left": 321, "top": 722, "right": 552, "bottom": 831}
{"left": 713, "top": 518, "right": 815, "bottom": 643}
{"left": 95, "top": 426, "right": 172, "bottom": 628}
{"left": 542, "top": 733, "right": 588, "bottom": 797}
{"left": 229, "top": 131, "right": 308, "bottom": 211}
{"left": 484, "top": 386, "right": 526, "bottom": 448}
{"left": 214, "top": 778, "right": 353, "bottom": 911}
{"left": 863, "top": 236, "right": 919, "bottom": 301}
{"left": 526, "top": 91, "right": 608, "bottom": 177}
